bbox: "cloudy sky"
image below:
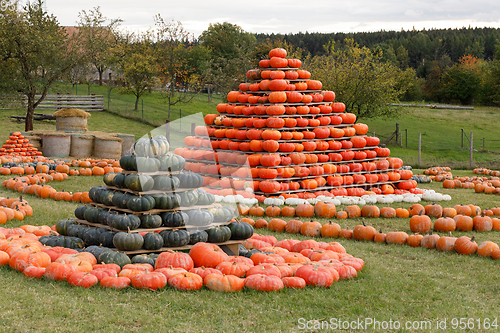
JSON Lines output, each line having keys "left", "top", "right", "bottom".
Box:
{"left": 43, "top": 0, "right": 500, "bottom": 38}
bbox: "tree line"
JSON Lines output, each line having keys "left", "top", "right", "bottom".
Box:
{"left": 1, "top": 1, "right": 499, "bottom": 132}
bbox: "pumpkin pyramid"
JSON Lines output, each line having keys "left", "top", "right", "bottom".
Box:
{"left": 47, "top": 134, "right": 251, "bottom": 266}
{"left": 0, "top": 131, "right": 42, "bottom": 157}
{"left": 177, "top": 48, "right": 417, "bottom": 198}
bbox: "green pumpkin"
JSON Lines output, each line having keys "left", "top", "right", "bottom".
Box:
{"left": 179, "top": 189, "right": 199, "bottom": 207}
{"left": 98, "top": 210, "right": 115, "bottom": 226}
{"left": 133, "top": 136, "right": 169, "bottom": 158}
{"left": 153, "top": 175, "right": 180, "bottom": 191}
{"left": 112, "top": 192, "right": 133, "bottom": 209}
{"left": 152, "top": 193, "right": 181, "bottom": 210}
{"left": 103, "top": 172, "right": 117, "bottom": 186}
{"left": 98, "top": 249, "right": 132, "bottom": 267}
{"left": 177, "top": 172, "right": 203, "bottom": 188}
{"left": 119, "top": 154, "right": 137, "bottom": 171}
{"left": 185, "top": 209, "right": 214, "bottom": 227}
{"left": 88, "top": 186, "right": 106, "bottom": 202}
{"left": 82, "top": 227, "right": 107, "bottom": 246}
{"left": 210, "top": 206, "right": 235, "bottom": 223}
{"left": 159, "top": 229, "right": 189, "bottom": 247}
{"left": 127, "top": 195, "right": 155, "bottom": 212}
{"left": 108, "top": 213, "right": 141, "bottom": 231}
{"left": 112, "top": 172, "right": 126, "bottom": 188}
{"left": 195, "top": 189, "right": 215, "bottom": 206}
{"left": 84, "top": 207, "right": 106, "bottom": 223}
{"left": 113, "top": 232, "right": 144, "bottom": 251}
{"left": 160, "top": 211, "right": 188, "bottom": 227}
{"left": 98, "top": 189, "right": 115, "bottom": 206}
{"left": 136, "top": 157, "right": 161, "bottom": 173}
{"left": 131, "top": 253, "right": 157, "bottom": 266}
{"left": 74, "top": 205, "right": 90, "bottom": 220}
{"left": 140, "top": 214, "right": 162, "bottom": 229}
{"left": 55, "top": 218, "right": 76, "bottom": 235}
{"left": 39, "top": 235, "right": 84, "bottom": 249}
{"left": 124, "top": 174, "right": 154, "bottom": 192}
{"left": 84, "top": 245, "right": 109, "bottom": 259}
{"left": 207, "top": 226, "right": 231, "bottom": 243}
{"left": 189, "top": 230, "right": 208, "bottom": 245}
{"left": 158, "top": 154, "right": 186, "bottom": 172}
{"left": 98, "top": 230, "right": 117, "bottom": 248}
{"left": 142, "top": 232, "right": 164, "bottom": 250}
{"left": 67, "top": 224, "right": 87, "bottom": 239}
{"left": 228, "top": 221, "right": 254, "bottom": 240}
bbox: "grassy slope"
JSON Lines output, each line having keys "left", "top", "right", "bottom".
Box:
{"left": 1, "top": 170, "right": 500, "bottom": 332}
{"left": 362, "top": 106, "right": 500, "bottom": 169}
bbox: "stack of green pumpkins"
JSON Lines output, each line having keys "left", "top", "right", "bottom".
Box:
{"left": 64, "top": 135, "right": 254, "bottom": 261}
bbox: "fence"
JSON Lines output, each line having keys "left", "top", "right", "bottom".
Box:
{"left": 377, "top": 123, "right": 500, "bottom": 168}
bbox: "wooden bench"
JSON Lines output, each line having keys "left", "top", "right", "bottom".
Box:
{"left": 11, "top": 113, "right": 56, "bottom": 122}
{"left": 26, "top": 95, "right": 104, "bottom": 112}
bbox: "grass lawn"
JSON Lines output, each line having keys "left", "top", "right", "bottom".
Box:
{"left": 1, "top": 170, "right": 500, "bottom": 332}
{"left": 1, "top": 91, "right": 500, "bottom": 331}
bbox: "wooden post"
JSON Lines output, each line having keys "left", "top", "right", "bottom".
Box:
{"left": 165, "top": 121, "right": 170, "bottom": 143}
{"left": 470, "top": 131, "right": 473, "bottom": 169}
{"left": 418, "top": 132, "right": 421, "bottom": 166}
{"left": 372, "top": 131, "right": 375, "bottom": 137}
{"left": 395, "top": 123, "right": 399, "bottom": 144}
{"left": 461, "top": 129, "right": 464, "bottom": 148}
{"left": 191, "top": 122, "right": 196, "bottom": 136}
{"left": 405, "top": 129, "right": 408, "bottom": 148}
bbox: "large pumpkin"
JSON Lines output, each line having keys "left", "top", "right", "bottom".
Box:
{"left": 161, "top": 211, "right": 189, "bottom": 227}
{"left": 152, "top": 193, "right": 181, "bottom": 210}
{"left": 185, "top": 209, "right": 214, "bottom": 227}
{"left": 207, "top": 226, "right": 231, "bottom": 243}
{"left": 158, "top": 154, "right": 186, "bottom": 172}
{"left": 112, "top": 232, "right": 144, "bottom": 251}
{"left": 136, "top": 157, "right": 161, "bottom": 173}
{"left": 228, "top": 221, "right": 254, "bottom": 240}
{"left": 189, "top": 242, "right": 229, "bottom": 268}
{"left": 133, "top": 135, "right": 170, "bottom": 157}
{"left": 159, "top": 229, "right": 190, "bottom": 247}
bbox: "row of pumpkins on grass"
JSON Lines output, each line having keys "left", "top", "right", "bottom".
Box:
{"left": 3, "top": 174, "right": 93, "bottom": 203}
{"left": 0, "top": 196, "right": 33, "bottom": 223}
{"left": 0, "top": 222, "right": 364, "bottom": 291}
{"left": 235, "top": 200, "right": 490, "bottom": 221}
{"left": 241, "top": 217, "right": 500, "bottom": 261}
{"left": 50, "top": 216, "right": 252, "bottom": 252}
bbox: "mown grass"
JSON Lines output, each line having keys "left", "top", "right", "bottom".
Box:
{"left": 1, "top": 170, "right": 500, "bottom": 332}
{"left": 362, "top": 106, "right": 500, "bottom": 169}
{"left": 1, "top": 90, "right": 500, "bottom": 331}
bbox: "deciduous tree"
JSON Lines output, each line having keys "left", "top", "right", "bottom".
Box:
{"left": 0, "top": 1, "right": 82, "bottom": 131}
{"left": 306, "top": 39, "right": 416, "bottom": 119}
{"left": 76, "top": 6, "right": 122, "bottom": 86}
{"left": 115, "top": 32, "right": 160, "bottom": 111}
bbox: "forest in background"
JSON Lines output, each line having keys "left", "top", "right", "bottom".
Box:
{"left": 256, "top": 27, "right": 500, "bottom": 105}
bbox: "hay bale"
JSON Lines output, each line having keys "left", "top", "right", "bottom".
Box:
{"left": 113, "top": 133, "right": 135, "bottom": 156}
{"left": 23, "top": 135, "right": 41, "bottom": 150}
{"left": 41, "top": 132, "right": 71, "bottom": 158}
{"left": 53, "top": 108, "right": 91, "bottom": 118}
{"left": 93, "top": 134, "right": 123, "bottom": 160}
{"left": 53, "top": 108, "right": 90, "bottom": 133}
{"left": 70, "top": 134, "right": 94, "bottom": 158}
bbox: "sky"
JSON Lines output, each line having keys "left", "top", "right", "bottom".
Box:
{"left": 42, "top": 0, "right": 500, "bottom": 38}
